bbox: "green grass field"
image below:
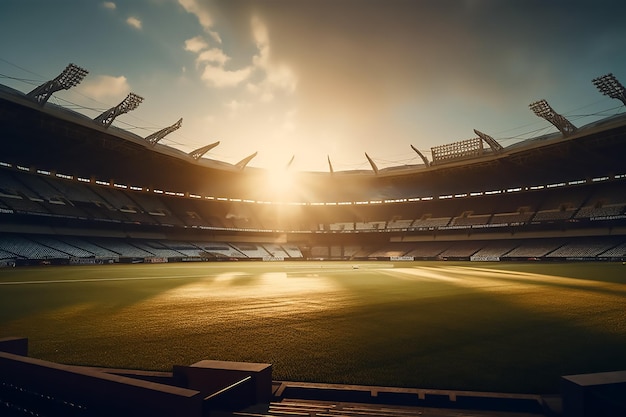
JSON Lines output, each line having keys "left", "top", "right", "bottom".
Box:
{"left": 1, "top": 261, "right": 625, "bottom": 394}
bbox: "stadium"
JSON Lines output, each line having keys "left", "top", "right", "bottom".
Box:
{"left": 1, "top": 65, "right": 626, "bottom": 417}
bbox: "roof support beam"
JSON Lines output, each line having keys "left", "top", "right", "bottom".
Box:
{"left": 365, "top": 152, "right": 379, "bottom": 174}
{"left": 410, "top": 145, "right": 430, "bottom": 166}
{"left": 235, "top": 152, "right": 257, "bottom": 170}
{"left": 474, "top": 129, "right": 503, "bottom": 153}
{"left": 189, "top": 141, "right": 220, "bottom": 160}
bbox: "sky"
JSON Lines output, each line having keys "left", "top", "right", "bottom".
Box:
{"left": 1, "top": 0, "right": 626, "bottom": 173}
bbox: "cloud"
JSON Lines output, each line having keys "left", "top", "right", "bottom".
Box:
{"left": 249, "top": 16, "right": 297, "bottom": 95}
{"left": 102, "top": 1, "right": 116, "bottom": 10}
{"left": 180, "top": 5, "right": 296, "bottom": 96}
{"left": 200, "top": 65, "right": 253, "bottom": 88}
{"left": 126, "top": 16, "right": 142, "bottom": 30}
{"left": 197, "top": 48, "right": 230, "bottom": 66}
{"left": 79, "top": 75, "right": 130, "bottom": 101}
{"left": 184, "top": 36, "right": 208, "bottom": 53}
{"left": 208, "top": 30, "right": 222, "bottom": 44}
{"left": 178, "top": 0, "right": 213, "bottom": 31}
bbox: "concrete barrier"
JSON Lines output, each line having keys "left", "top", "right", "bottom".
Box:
{"left": 174, "top": 359, "right": 272, "bottom": 408}
{"left": 0, "top": 336, "right": 28, "bottom": 356}
{"left": 562, "top": 370, "right": 626, "bottom": 417}
{"left": 0, "top": 351, "right": 203, "bottom": 417}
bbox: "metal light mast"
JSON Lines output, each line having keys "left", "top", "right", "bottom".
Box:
{"left": 529, "top": 99, "right": 577, "bottom": 137}
{"left": 592, "top": 73, "right": 626, "bottom": 106}
{"left": 94, "top": 93, "right": 144, "bottom": 128}
{"left": 27, "top": 63, "right": 88, "bottom": 106}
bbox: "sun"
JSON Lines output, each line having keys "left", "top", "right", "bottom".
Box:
{"left": 264, "top": 166, "right": 295, "bottom": 196}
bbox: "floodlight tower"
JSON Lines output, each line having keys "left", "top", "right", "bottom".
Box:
{"left": 27, "top": 63, "right": 88, "bottom": 106}
{"left": 529, "top": 99, "right": 577, "bottom": 137}
{"left": 145, "top": 118, "right": 182, "bottom": 145}
{"left": 189, "top": 141, "right": 220, "bottom": 160}
{"left": 94, "top": 93, "right": 144, "bottom": 128}
{"left": 592, "top": 73, "right": 626, "bottom": 106}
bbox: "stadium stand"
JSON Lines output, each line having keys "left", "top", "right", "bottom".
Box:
{"left": 502, "top": 239, "right": 566, "bottom": 259}
{"left": 490, "top": 210, "right": 534, "bottom": 226}
{"left": 599, "top": 242, "right": 626, "bottom": 258}
{"left": 281, "top": 245, "right": 303, "bottom": 258}
{"left": 545, "top": 238, "right": 622, "bottom": 259}
{"left": 438, "top": 242, "right": 485, "bottom": 259}
{"left": 56, "top": 236, "right": 120, "bottom": 260}
{"left": 160, "top": 241, "right": 207, "bottom": 258}
{"left": 385, "top": 218, "right": 414, "bottom": 230}
{"left": 198, "top": 242, "right": 246, "bottom": 259}
{"left": 262, "top": 243, "right": 290, "bottom": 259}
{"left": 0, "top": 235, "right": 69, "bottom": 260}
{"left": 404, "top": 242, "right": 450, "bottom": 259}
{"left": 412, "top": 216, "right": 452, "bottom": 229}
{"left": 470, "top": 241, "right": 521, "bottom": 260}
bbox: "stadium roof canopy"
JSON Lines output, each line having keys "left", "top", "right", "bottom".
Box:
{"left": 2, "top": 81, "right": 626, "bottom": 203}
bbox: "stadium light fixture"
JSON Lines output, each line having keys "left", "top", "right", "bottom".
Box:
{"left": 27, "top": 63, "right": 88, "bottom": 106}
{"left": 592, "top": 73, "right": 626, "bottom": 106}
{"left": 94, "top": 93, "right": 144, "bottom": 128}
{"left": 529, "top": 99, "right": 577, "bottom": 137}
{"left": 145, "top": 118, "right": 183, "bottom": 145}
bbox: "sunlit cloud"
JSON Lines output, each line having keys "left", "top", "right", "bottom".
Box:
{"left": 178, "top": 0, "right": 213, "bottom": 31}
{"left": 79, "top": 75, "right": 130, "bottom": 101}
{"left": 197, "top": 48, "right": 230, "bottom": 66}
{"left": 102, "top": 1, "right": 116, "bottom": 10}
{"left": 184, "top": 36, "right": 208, "bottom": 53}
{"left": 248, "top": 16, "right": 297, "bottom": 98}
{"left": 126, "top": 16, "right": 142, "bottom": 30}
{"left": 208, "top": 30, "right": 222, "bottom": 44}
{"left": 224, "top": 99, "right": 248, "bottom": 112}
{"left": 201, "top": 64, "right": 253, "bottom": 88}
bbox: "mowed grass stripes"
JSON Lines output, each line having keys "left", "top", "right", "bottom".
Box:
{"left": 1, "top": 261, "right": 625, "bottom": 394}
